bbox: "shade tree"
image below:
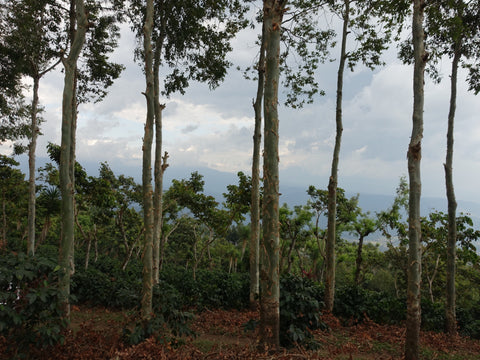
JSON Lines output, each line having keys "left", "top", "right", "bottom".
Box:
{"left": 0, "top": 155, "right": 28, "bottom": 252}
{"left": 424, "top": 0, "right": 480, "bottom": 335}
{"left": 129, "top": 0, "right": 251, "bottom": 319}
{"left": 279, "top": 204, "right": 313, "bottom": 274}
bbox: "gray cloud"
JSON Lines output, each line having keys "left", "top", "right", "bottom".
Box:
{"left": 181, "top": 124, "right": 199, "bottom": 134}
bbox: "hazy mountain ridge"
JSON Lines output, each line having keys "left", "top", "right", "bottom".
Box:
{"left": 20, "top": 156, "right": 480, "bottom": 229}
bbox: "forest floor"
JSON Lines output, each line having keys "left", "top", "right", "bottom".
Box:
{"left": 3, "top": 306, "right": 480, "bottom": 359}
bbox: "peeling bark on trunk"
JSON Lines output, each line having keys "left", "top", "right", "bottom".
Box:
{"left": 325, "top": 0, "right": 349, "bottom": 312}
{"left": 445, "top": 43, "right": 461, "bottom": 336}
{"left": 141, "top": 0, "right": 155, "bottom": 322}
{"left": 27, "top": 75, "right": 40, "bottom": 257}
{"left": 405, "top": 1, "right": 426, "bottom": 358}
{"left": 58, "top": 0, "right": 87, "bottom": 321}
{"left": 259, "top": 0, "right": 286, "bottom": 350}
{"left": 250, "top": 22, "right": 266, "bottom": 311}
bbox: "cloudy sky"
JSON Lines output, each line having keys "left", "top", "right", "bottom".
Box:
{"left": 2, "top": 9, "right": 480, "bottom": 206}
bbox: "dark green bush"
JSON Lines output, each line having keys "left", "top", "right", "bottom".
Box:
{"left": 458, "top": 304, "right": 480, "bottom": 339}
{"left": 421, "top": 299, "right": 445, "bottom": 332}
{"left": 72, "top": 261, "right": 250, "bottom": 311}
{"left": 195, "top": 269, "right": 249, "bottom": 309}
{"left": 333, "top": 287, "right": 405, "bottom": 325}
{"left": 123, "top": 281, "right": 194, "bottom": 345}
{"left": 71, "top": 256, "right": 141, "bottom": 309}
{"left": 0, "top": 253, "right": 68, "bottom": 356}
{"left": 158, "top": 266, "right": 249, "bottom": 310}
{"left": 280, "top": 274, "right": 326, "bottom": 348}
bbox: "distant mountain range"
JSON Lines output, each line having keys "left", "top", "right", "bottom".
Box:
{"left": 19, "top": 155, "right": 480, "bottom": 229}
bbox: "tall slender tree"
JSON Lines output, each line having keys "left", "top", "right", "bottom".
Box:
{"left": 259, "top": 0, "right": 287, "bottom": 350}
{"left": 323, "top": 0, "right": 408, "bottom": 311}
{"left": 324, "top": 0, "right": 350, "bottom": 312}
{"left": 57, "top": 0, "right": 124, "bottom": 320}
{"left": 140, "top": 0, "right": 155, "bottom": 321}
{"left": 422, "top": 0, "right": 480, "bottom": 335}
{"left": 405, "top": 0, "right": 426, "bottom": 358}
{"left": 250, "top": 22, "right": 266, "bottom": 310}
{"left": 129, "top": 0, "right": 250, "bottom": 317}
{"left": 0, "top": 0, "right": 65, "bottom": 256}
{"left": 58, "top": 0, "right": 88, "bottom": 319}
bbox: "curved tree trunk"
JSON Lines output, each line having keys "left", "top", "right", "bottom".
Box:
{"left": 141, "top": 0, "right": 155, "bottom": 321}
{"left": 405, "top": 1, "right": 426, "bottom": 358}
{"left": 445, "top": 43, "right": 461, "bottom": 336}
{"left": 325, "top": 0, "right": 349, "bottom": 312}
{"left": 59, "top": 0, "right": 87, "bottom": 320}
{"left": 259, "top": 0, "right": 286, "bottom": 350}
{"left": 250, "top": 22, "right": 266, "bottom": 310}
{"left": 27, "top": 75, "right": 40, "bottom": 257}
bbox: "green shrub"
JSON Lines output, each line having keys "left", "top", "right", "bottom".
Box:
{"left": 421, "top": 299, "right": 445, "bottom": 332}
{"left": 333, "top": 287, "right": 405, "bottom": 325}
{"left": 0, "top": 253, "right": 68, "bottom": 356}
{"left": 158, "top": 266, "right": 249, "bottom": 310}
{"left": 71, "top": 256, "right": 141, "bottom": 309}
{"left": 280, "top": 274, "right": 326, "bottom": 348}
{"left": 195, "top": 269, "right": 249, "bottom": 309}
{"left": 458, "top": 304, "right": 480, "bottom": 339}
{"left": 123, "top": 281, "right": 194, "bottom": 345}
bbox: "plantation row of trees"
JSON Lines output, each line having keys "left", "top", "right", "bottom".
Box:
{"left": 1, "top": 0, "right": 480, "bottom": 358}
{"left": 2, "top": 153, "right": 480, "bottom": 344}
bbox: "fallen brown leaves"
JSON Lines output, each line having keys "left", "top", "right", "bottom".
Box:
{"left": 1, "top": 307, "right": 479, "bottom": 359}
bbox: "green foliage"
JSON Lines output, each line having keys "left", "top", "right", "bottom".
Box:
{"left": 72, "top": 257, "right": 250, "bottom": 311}
{"left": 421, "top": 299, "right": 445, "bottom": 332}
{"left": 0, "top": 253, "right": 68, "bottom": 355}
{"left": 129, "top": 0, "right": 251, "bottom": 96}
{"left": 333, "top": 287, "right": 405, "bottom": 325}
{"left": 279, "top": 274, "right": 326, "bottom": 348}
{"left": 457, "top": 304, "right": 480, "bottom": 339}
{"left": 159, "top": 266, "right": 249, "bottom": 310}
{"left": 196, "top": 269, "right": 249, "bottom": 309}
{"left": 123, "top": 281, "right": 195, "bottom": 345}
{"left": 72, "top": 256, "right": 141, "bottom": 309}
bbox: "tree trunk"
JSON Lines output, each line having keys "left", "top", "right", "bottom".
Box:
{"left": 85, "top": 235, "right": 91, "bottom": 270}
{"left": 58, "top": 0, "right": 87, "bottom": 320}
{"left": 259, "top": 0, "right": 286, "bottom": 350}
{"left": 27, "top": 75, "right": 40, "bottom": 257}
{"left": 445, "top": 43, "right": 461, "bottom": 336}
{"left": 354, "top": 234, "right": 364, "bottom": 286}
{"left": 405, "top": 1, "right": 426, "bottom": 358}
{"left": 122, "top": 227, "right": 144, "bottom": 271}
{"left": 250, "top": 22, "right": 266, "bottom": 310}
{"left": 152, "top": 9, "right": 167, "bottom": 285}
{"left": 39, "top": 216, "right": 51, "bottom": 246}
{"left": 325, "top": 0, "right": 349, "bottom": 312}
{"left": 426, "top": 254, "right": 440, "bottom": 303}
{"left": 1, "top": 190, "right": 5, "bottom": 251}
{"left": 141, "top": 0, "right": 155, "bottom": 322}
{"left": 285, "top": 234, "right": 297, "bottom": 274}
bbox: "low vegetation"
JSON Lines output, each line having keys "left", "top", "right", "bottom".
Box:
{"left": 1, "top": 251, "right": 480, "bottom": 358}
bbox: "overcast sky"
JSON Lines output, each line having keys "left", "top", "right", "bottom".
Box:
{"left": 2, "top": 11, "right": 480, "bottom": 206}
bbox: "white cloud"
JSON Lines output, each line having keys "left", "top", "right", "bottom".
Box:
{"left": 3, "top": 15, "right": 480, "bottom": 207}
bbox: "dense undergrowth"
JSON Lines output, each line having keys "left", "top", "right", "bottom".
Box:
{"left": 2, "top": 250, "right": 480, "bottom": 357}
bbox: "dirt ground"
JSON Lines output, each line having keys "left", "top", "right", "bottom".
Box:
{"left": 3, "top": 306, "right": 480, "bottom": 359}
